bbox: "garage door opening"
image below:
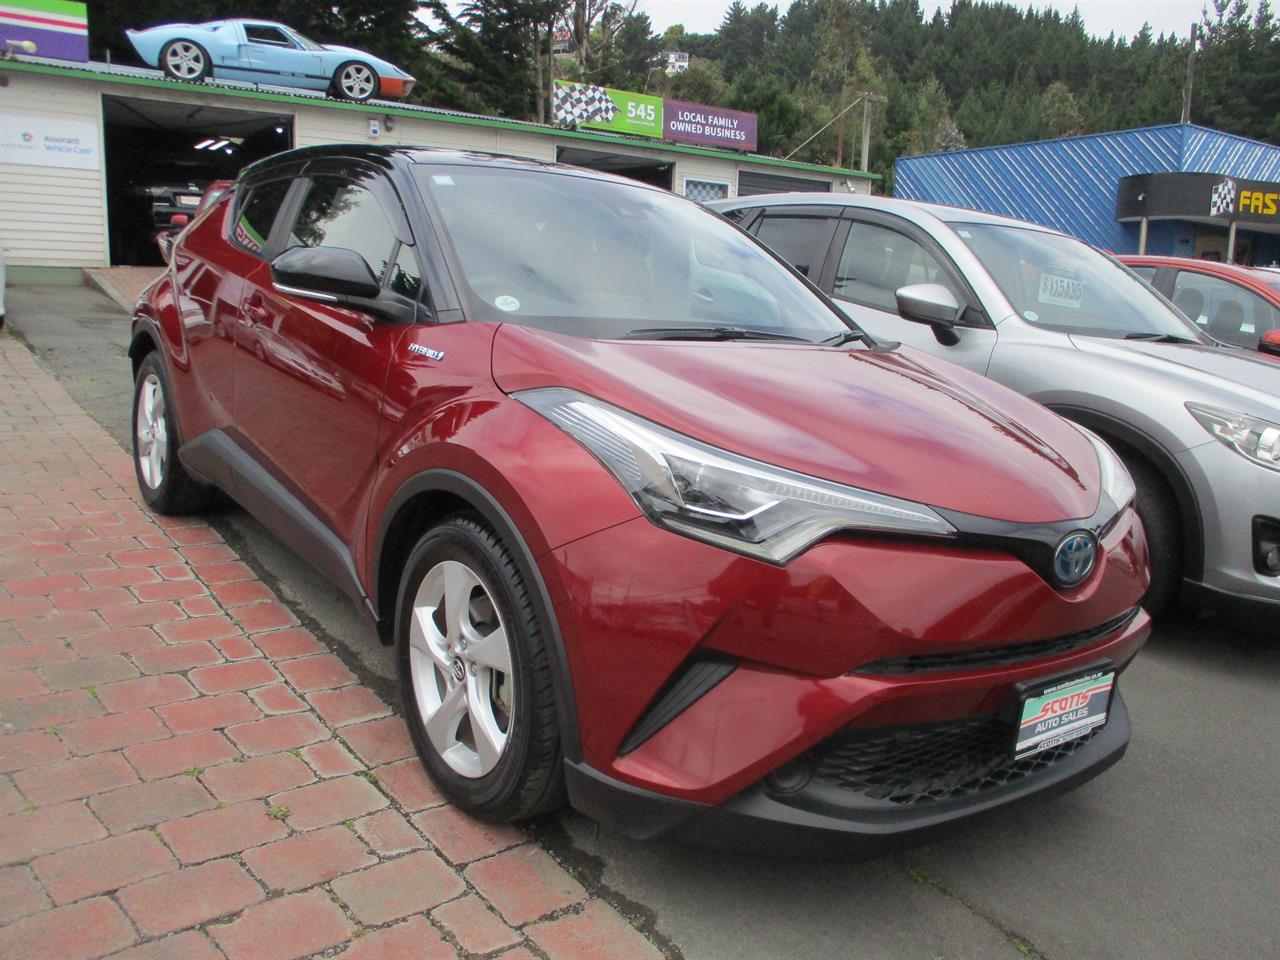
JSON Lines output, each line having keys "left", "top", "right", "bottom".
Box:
{"left": 737, "top": 170, "right": 832, "bottom": 196}
{"left": 556, "top": 146, "right": 673, "bottom": 189}
{"left": 103, "top": 95, "right": 293, "bottom": 265}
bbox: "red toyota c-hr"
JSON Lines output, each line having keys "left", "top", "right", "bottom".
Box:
{"left": 129, "top": 146, "right": 1150, "bottom": 849}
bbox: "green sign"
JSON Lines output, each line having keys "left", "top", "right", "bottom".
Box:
{"left": 553, "top": 81, "right": 663, "bottom": 139}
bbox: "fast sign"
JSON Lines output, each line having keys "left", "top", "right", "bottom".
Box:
{"left": 1117, "top": 171, "right": 1280, "bottom": 226}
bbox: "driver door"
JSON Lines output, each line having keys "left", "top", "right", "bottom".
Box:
{"left": 827, "top": 213, "right": 997, "bottom": 374}
{"left": 236, "top": 22, "right": 323, "bottom": 83}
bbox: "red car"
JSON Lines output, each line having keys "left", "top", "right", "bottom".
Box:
{"left": 1119, "top": 255, "right": 1280, "bottom": 350}
{"left": 129, "top": 146, "right": 1150, "bottom": 848}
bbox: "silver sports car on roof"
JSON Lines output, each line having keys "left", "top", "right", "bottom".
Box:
{"left": 711, "top": 193, "right": 1280, "bottom": 615}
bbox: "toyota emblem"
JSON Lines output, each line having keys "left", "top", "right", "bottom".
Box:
{"left": 1053, "top": 532, "right": 1097, "bottom": 588}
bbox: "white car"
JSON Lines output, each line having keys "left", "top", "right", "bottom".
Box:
{"left": 711, "top": 193, "right": 1280, "bottom": 615}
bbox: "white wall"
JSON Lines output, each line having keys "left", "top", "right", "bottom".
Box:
{"left": 0, "top": 69, "right": 872, "bottom": 268}
{"left": 0, "top": 72, "right": 108, "bottom": 268}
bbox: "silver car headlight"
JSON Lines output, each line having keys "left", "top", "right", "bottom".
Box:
{"left": 1186, "top": 403, "right": 1280, "bottom": 472}
{"left": 516, "top": 387, "right": 956, "bottom": 564}
{"left": 1075, "top": 426, "right": 1136, "bottom": 510}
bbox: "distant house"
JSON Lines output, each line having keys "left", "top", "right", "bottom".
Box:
{"left": 552, "top": 29, "right": 575, "bottom": 55}
{"left": 663, "top": 51, "right": 689, "bottom": 75}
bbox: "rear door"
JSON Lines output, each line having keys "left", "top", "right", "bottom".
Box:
{"left": 234, "top": 161, "right": 420, "bottom": 551}
{"left": 748, "top": 206, "right": 839, "bottom": 282}
{"left": 830, "top": 212, "right": 997, "bottom": 372}
{"left": 169, "top": 177, "right": 291, "bottom": 438}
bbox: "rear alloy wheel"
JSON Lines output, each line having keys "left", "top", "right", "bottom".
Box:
{"left": 334, "top": 61, "right": 378, "bottom": 101}
{"left": 132, "top": 352, "right": 210, "bottom": 515}
{"left": 160, "top": 40, "right": 210, "bottom": 82}
{"left": 396, "top": 516, "right": 563, "bottom": 820}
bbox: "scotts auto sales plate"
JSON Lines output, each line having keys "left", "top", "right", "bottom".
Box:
{"left": 1014, "top": 669, "right": 1115, "bottom": 759}
{"left": 177, "top": 195, "right": 202, "bottom": 207}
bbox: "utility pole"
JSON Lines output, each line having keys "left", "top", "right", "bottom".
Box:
{"left": 860, "top": 96, "right": 873, "bottom": 172}
{"left": 785, "top": 92, "right": 883, "bottom": 168}
{"left": 1181, "top": 23, "right": 1198, "bottom": 124}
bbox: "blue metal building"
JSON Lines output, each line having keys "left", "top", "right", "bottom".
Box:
{"left": 894, "top": 123, "right": 1280, "bottom": 265}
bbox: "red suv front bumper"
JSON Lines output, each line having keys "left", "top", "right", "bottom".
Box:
{"left": 540, "top": 503, "right": 1150, "bottom": 844}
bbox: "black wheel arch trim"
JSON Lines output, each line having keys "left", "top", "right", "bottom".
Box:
{"left": 1048, "top": 404, "right": 1204, "bottom": 582}
{"left": 375, "top": 469, "right": 582, "bottom": 762}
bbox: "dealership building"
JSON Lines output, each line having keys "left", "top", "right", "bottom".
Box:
{"left": 895, "top": 123, "right": 1280, "bottom": 266}
{"left": 0, "top": 56, "right": 876, "bottom": 279}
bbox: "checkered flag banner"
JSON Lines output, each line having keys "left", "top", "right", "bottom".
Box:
{"left": 553, "top": 82, "right": 617, "bottom": 127}
{"left": 1210, "top": 177, "right": 1236, "bottom": 217}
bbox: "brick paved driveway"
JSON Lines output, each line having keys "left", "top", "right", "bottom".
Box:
{"left": 0, "top": 331, "right": 663, "bottom": 960}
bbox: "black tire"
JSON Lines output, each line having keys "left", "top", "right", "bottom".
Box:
{"left": 132, "top": 352, "right": 211, "bottom": 515}
{"left": 395, "top": 514, "right": 564, "bottom": 820}
{"left": 1122, "top": 453, "right": 1181, "bottom": 615}
{"left": 331, "top": 61, "right": 379, "bottom": 102}
{"left": 159, "top": 39, "right": 211, "bottom": 82}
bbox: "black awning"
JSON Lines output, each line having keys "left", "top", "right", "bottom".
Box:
{"left": 1117, "top": 172, "right": 1280, "bottom": 226}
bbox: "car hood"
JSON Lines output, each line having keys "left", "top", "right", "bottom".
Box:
{"left": 492, "top": 326, "right": 1101, "bottom": 524}
{"left": 320, "top": 44, "right": 408, "bottom": 76}
{"left": 1070, "top": 336, "right": 1280, "bottom": 414}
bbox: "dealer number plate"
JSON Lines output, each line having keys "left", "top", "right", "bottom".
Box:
{"left": 177, "top": 195, "right": 201, "bottom": 207}
{"left": 1014, "top": 669, "right": 1114, "bottom": 759}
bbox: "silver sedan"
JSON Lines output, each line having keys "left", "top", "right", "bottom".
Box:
{"left": 710, "top": 193, "right": 1280, "bottom": 614}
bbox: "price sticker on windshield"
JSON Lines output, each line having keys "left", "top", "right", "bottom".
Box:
{"left": 1038, "top": 269, "right": 1083, "bottom": 309}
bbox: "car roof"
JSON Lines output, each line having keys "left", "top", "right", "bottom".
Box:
{"left": 1120, "top": 255, "right": 1280, "bottom": 297}
{"left": 239, "top": 143, "right": 665, "bottom": 190}
{"left": 709, "top": 192, "right": 1060, "bottom": 234}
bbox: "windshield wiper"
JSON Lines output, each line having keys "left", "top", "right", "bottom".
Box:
{"left": 1123, "top": 333, "right": 1201, "bottom": 345}
{"left": 621, "top": 326, "right": 814, "bottom": 343}
{"left": 822, "top": 329, "right": 867, "bottom": 346}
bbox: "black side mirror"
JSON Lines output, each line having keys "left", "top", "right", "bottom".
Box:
{"left": 271, "top": 246, "right": 381, "bottom": 300}
{"left": 895, "top": 283, "right": 964, "bottom": 346}
{"left": 269, "top": 246, "right": 412, "bottom": 323}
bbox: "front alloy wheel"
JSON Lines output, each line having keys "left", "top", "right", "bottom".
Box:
{"left": 396, "top": 515, "right": 564, "bottom": 820}
{"left": 408, "top": 559, "right": 514, "bottom": 778}
{"left": 336, "top": 62, "right": 378, "bottom": 101}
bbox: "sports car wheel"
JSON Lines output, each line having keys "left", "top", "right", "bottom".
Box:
{"left": 334, "top": 61, "right": 378, "bottom": 101}
{"left": 160, "top": 40, "right": 210, "bottom": 82}
{"left": 396, "top": 515, "right": 564, "bottom": 820}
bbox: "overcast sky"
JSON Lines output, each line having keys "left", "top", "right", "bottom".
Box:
{"left": 637, "top": 0, "right": 1211, "bottom": 40}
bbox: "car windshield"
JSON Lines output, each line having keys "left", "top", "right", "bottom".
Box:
{"left": 412, "top": 165, "right": 854, "bottom": 342}
{"left": 952, "top": 222, "right": 1208, "bottom": 341}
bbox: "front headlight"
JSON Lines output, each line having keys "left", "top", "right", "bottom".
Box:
{"left": 1076, "top": 426, "right": 1136, "bottom": 510}
{"left": 1186, "top": 403, "right": 1280, "bottom": 472}
{"left": 516, "top": 387, "right": 955, "bottom": 564}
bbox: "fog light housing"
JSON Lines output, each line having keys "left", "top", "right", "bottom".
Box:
{"left": 1253, "top": 517, "right": 1280, "bottom": 576}
{"left": 765, "top": 755, "right": 813, "bottom": 795}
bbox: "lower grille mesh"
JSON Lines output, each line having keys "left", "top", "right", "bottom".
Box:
{"left": 807, "top": 716, "right": 1097, "bottom": 806}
